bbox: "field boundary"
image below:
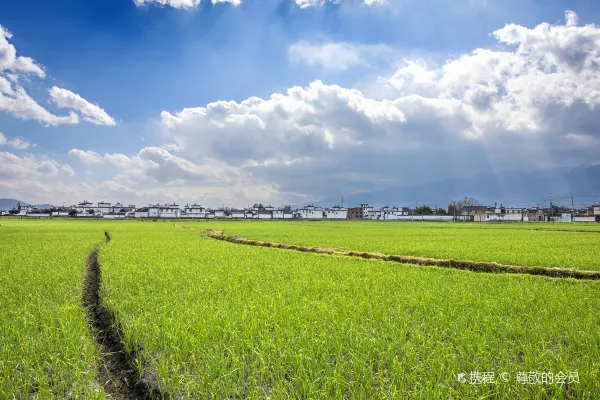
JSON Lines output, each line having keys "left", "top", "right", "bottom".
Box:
{"left": 196, "top": 228, "right": 600, "bottom": 281}
{"left": 82, "top": 231, "right": 164, "bottom": 399}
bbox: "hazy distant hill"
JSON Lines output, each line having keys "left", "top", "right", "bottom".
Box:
{"left": 0, "top": 199, "right": 53, "bottom": 211}
{"left": 297, "top": 164, "right": 600, "bottom": 209}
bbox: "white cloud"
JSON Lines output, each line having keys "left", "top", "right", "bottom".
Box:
{"left": 50, "top": 87, "right": 116, "bottom": 126}
{"left": 133, "top": 0, "right": 240, "bottom": 9}
{"left": 152, "top": 10, "right": 600, "bottom": 201}
{"left": 565, "top": 10, "right": 578, "bottom": 27}
{"left": 69, "top": 146, "right": 242, "bottom": 185}
{"left": 160, "top": 80, "right": 408, "bottom": 168}
{"left": 288, "top": 41, "right": 392, "bottom": 70}
{"left": 294, "top": 0, "right": 385, "bottom": 7}
{"left": 68, "top": 149, "right": 104, "bottom": 164}
{"left": 0, "top": 25, "right": 45, "bottom": 78}
{"left": 0, "top": 24, "right": 114, "bottom": 127}
{"left": 133, "top": 0, "right": 385, "bottom": 9}
{"left": 374, "top": 10, "right": 600, "bottom": 134}
{"left": 4, "top": 10, "right": 600, "bottom": 207}
{"left": 0, "top": 132, "right": 31, "bottom": 150}
{"left": 0, "top": 151, "right": 74, "bottom": 179}
{"left": 0, "top": 81, "right": 79, "bottom": 126}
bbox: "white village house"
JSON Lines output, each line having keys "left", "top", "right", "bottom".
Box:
{"left": 148, "top": 203, "right": 180, "bottom": 218}
{"left": 298, "top": 205, "right": 324, "bottom": 219}
{"left": 230, "top": 210, "right": 245, "bottom": 219}
{"left": 182, "top": 204, "right": 206, "bottom": 218}
{"left": 325, "top": 206, "right": 347, "bottom": 219}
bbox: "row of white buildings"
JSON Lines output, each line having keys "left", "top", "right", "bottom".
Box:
{"left": 8, "top": 201, "right": 600, "bottom": 222}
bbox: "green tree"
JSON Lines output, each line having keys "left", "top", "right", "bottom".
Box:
{"left": 415, "top": 205, "right": 433, "bottom": 215}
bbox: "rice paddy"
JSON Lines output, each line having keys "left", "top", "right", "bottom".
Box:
{"left": 188, "top": 220, "right": 600, "bottom": 270}
{"left": 1, "top": 218, "right": 599, "bottom": 398}
{"left": 0, "top": 221, "right": 106, "bottom": 398}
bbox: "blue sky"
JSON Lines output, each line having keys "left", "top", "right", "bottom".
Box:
{"left": 1, "top": 0, "right": 600, "bottom": 207}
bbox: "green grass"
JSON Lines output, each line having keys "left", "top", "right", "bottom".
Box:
{"left": 100, "top": 223, "right": 600, "bottom": 398}
{"left": 186, "top": 220, "right": 600, "bottom": 270}
{"left": 3, "top": 218, "right": 599, "bottom": 398}
{"left": 0, "top": 220, "right": 107, "bottom": 398}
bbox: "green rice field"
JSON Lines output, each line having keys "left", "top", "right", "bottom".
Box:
{"left": 188, "top": 220, "right": 600, "bottom": 270}
{"left": 0, "top": 221, "right": 105, "bottom": 398}
{"left": 1, "top": 218, "right": 599, "bottom": 398}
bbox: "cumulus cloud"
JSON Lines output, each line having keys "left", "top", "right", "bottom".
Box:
{"left": 68, "top": 149, "right": 104, "bottom": 164}
{"left": 133, "top": 0, "right": 387, "bottom": 8}
{"left": 0, "top": 132, "right": 31, "bottom": 149}
{"left": 0, "top": 25, "right": 45, "bottom": 78}
{"left": 0, "top": 82, "right": 80, "bottom": 126}
{"left": 69, "top": 146, "right": 242, "bottom": 186}
{"left": 294, "top": 0, "right": 384, "bottom": 7}
{"left": 50, "top": 87, "right": 116, "bottom": 126}
{"left": 5, "top": 10, "right": 600, "bottom": 207}
{"left": 373, "top": 10, "right": 600, "bottom": 136}
{"left": 133, "top": 0, "right": 240, "bottom": 9}
{"left": 161, "top": 80, "right": 408, "bottom": 167}
{"left": 0, "top": 151, "right": 74, "bottom": 179}
{"left": 152, "top": 10, "right": 600, "bottom": 201}
{"left": 0, "top": 24, "right": 114, "bottom": 127}
{"left": 288, "top": 41, "right": 392, "bottom": 70}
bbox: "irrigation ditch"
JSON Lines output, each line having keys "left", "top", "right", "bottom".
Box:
{"left": 82, "top": 231, "right": 164, "bottom": 400}
{"left": 192, "top": 227, "right": 600, "bottom": 281}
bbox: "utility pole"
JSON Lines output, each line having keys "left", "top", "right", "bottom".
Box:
{"left": 571, "top": 194, "right": 575, "bottom": 223}
{"left": 550, "top": 192, "right": 554, "bottom": 224}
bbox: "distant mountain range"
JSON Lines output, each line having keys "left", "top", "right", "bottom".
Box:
{"left": 0, "top": 199, "right": 53, "bottom": 211}
{"left": 296, "top": 164, "right": 600, "bottom": 209}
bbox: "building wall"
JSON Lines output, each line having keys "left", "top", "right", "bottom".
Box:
{"left": 504, "top": 214, "right": 523, "bottom": 221}
{"left": 159, "top": 209, "right": 180, "bottom": 218}
{"left": 326, "top": 210, "right": 347, "bottom": 219}
{"left": 575, "top": 216, "right": 596, "bottom": 222}
{"left": 51, "top": 212, "right": 71, "bottom": 217}
{"left": 380, "top": 215, "right": 455, "bottom": 221}
{"left": 181, "top": 213, "right": 205, "bottom": 218}
{"left": 300, "top": 209, "right": 323, "bottom": 219}
{"left": 346, "top": 207, "right": 363, "bottom": 219}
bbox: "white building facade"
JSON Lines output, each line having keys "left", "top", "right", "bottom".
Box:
{"left": 325, "top": 206, "right": 347, "bottom": 219}
{"left": 298, "top": 206, "right": 324, "bottom": 219}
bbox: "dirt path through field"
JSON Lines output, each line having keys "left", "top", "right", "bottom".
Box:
{"left": 82, "top": 232, "right": 164, "bottom": 400}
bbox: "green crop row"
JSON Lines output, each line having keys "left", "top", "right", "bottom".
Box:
{"left": 99, "top": 223, "right": 600, "bottom": 398}
{"left": 0, "top": 220, "right": 107, "bottom": 398}
{"left": 188, "top": 220, "right": 600, "bottom": 270}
